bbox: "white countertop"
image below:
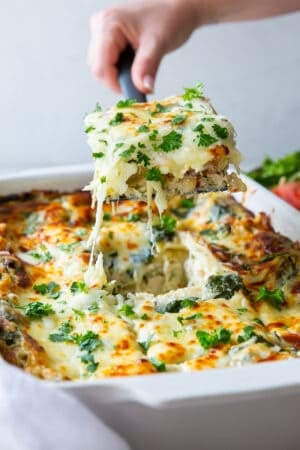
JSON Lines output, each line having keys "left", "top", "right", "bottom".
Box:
{"left": 0, "top": 2, "right": 299, "bottom": 175}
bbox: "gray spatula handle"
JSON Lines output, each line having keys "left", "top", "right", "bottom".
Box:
{"left": 117, "top": 46, "right": 147, "bottom": 102}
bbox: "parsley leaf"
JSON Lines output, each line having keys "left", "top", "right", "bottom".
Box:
{"left": 100, "top": 176, "right": 106, "bottom": 183}
{"left": 109, "top": 112, "right": 124, "bottom": 126}
{"left": 196, "top": 328, "right": 231, "bottom": 350}
{"left": 49, "top": 321, "right": 74, "bottom": 342}
{"left": 58, "top": 242, "right": 79, "bottom": 253}
{"left": 85, "top": 125, "right": 96, "bottom": 133}
{"left": 177, "top": 312, "right": 202, "bottom": 325}
{"left": 172, "top": 115, "right": 187, "bottom": 125}
{"left": 33, "top": 281, "right": 60, "bottom": 299}
{"left": 116, "top": 98, "right": 136, "bottom": 108}
{"left": 153, "top": 215, "right": 176, "bottom": 241}
{"left": 182, "top": 83, "right": 203, "bottom": 101}
{"left": 92, "top": 152, "right": 105, "bottom": 159}
{"left": 159, "top": 130, "right": 182, "bottom": 152}
{"left": 81, "top": 353, "right": 99, "bottom": 373}
{"left": 149, "top": 129, "right": 158, "bottom": 141}
{"left": 88, "top": 302, "right": 99, "bottom": 313}
{"left": 237, "top": 325, "right": 256, "bottom": 343}
{"left": 213, "top": 124, "right": 229, "bottom": 139}
{"left": 70, "top": 281, "right": 88, "bottom": 294}
{"left": 74, "top": 331, "right": 103, "bottom": 353}
{"left": 27, "top": 246, "right": 52, "bottom": 263}
{"left": 138, "top": 334, "right": 154, "bottom": 353}
{"left": 256, "top": 286, "right": 285, "bottom": 310}
{"left": 103, "top": 213, "right": 111, "bottom": 221}
{"left": 137, "top": 151, "right": 150, "bottom": 167}
{"left": 72, "top": 308, "right": 86, "bottom": 318}
{"left": 94, "top": 102, "right": 102, "bottom": 112}
{"left": 146, "top": 167, "right": 162, "bottom": 181}
{"left": 198, "top": 133, "right": 217, "bottom": 147}
{"left": 120, "top": 145, "right": 136, "bottom": 158}
{"left": 20, "top": 302, "right": 55, "bottom": 319}
{"left": 137, "top": 124, "right": 150, "bottom": 133}
{"left": 118, "top": 304, "right": 136, "bottom": 317}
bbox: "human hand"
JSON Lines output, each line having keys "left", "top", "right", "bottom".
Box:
{"left": 87, "top": 0, "right": 202, "bottom": 93}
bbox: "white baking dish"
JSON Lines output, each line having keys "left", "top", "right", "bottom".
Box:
{"left": 1, "top": 165, "right": 300, "bottom": 450}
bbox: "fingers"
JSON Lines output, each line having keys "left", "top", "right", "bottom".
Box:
{"left": 88, "top": 10, "right": 127, "bottom": 93}
{"left": 131, "top": 34, "right": 166, "bottom": 94}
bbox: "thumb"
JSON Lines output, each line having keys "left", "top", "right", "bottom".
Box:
{"left": 131, "top": 35, "right": 165, "bottom": 93}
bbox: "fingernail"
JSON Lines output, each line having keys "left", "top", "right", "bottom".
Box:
{"left": 143, "top": 75, "right": 154, "bottom": 92}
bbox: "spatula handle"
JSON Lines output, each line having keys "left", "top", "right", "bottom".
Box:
{"left": 117, "top": 45, "right": 147, "bottom": 102}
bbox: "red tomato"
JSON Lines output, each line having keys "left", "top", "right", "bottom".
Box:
{"left": 272, "top": 181, "right": 300, "bottom": 210}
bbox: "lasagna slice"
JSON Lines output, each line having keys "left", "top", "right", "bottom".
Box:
{"left": 84, "top": 86, "right": 245, "bottom": 258}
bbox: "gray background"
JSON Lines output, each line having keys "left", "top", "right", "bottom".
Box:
{"left": 0, "top": 1, "right": 299, "bottom": 175}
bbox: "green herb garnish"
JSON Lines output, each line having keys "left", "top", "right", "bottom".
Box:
{"left": 92, "top": 152, "right": 105, "bottom": 159}
{"left": 213, "top": 124, "right": 229, "bottom": 139}
{"left": 137, "top": 151, "right": 150, "bottom": 166}
{"left": 172, "top": 115, "right": 187, "bottom": 125}
{"left": 33, "top": 281, "right": 60, "bottom": 299}
{"left": 116, "top": 98, "right": 136, "bottom": 108}
{"left": 159, "top": 130, "right": 182, "bottom": 152}
{"left": 109, "top": 112, "right": 124, "bottom": 126}
{"left": 70, "top": 281, "right": 88, "bottom": 294}
{"left": 146, "top": 167, "right": 162, "bottom": 181}
{"left": 182, "top": 83, "right": 203, "bottom": 101}
{"left": 196, "top": 327, "right": 231, "bottom": 350}
{"left": 19, "top": 302, "right": 55, "bottom": 319}
{"left": 137, "top": 124, "right": 150, "bottom": 133}
{"left": 118, "top": 304, "right": 136, "bottom": 317}
{"left": 256, "top": 286, "right": 285, "bottom": 310}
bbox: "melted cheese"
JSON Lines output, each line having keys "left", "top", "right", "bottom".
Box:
{"left": 0, "top": 190, "right": 299, "bottom": 381}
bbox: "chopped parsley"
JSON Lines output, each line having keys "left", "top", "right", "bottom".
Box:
{"left": 75, "top": 331, "right": 103, "bottom": 353}
{"left": 196, "top": 327, "right": 231, "bottom": 350}
{"left": 58, "top": 242, "right": 79, "bottom": 253}
{"left": 92, "top": 152, "right": 105, "bottom": 159}
{"left": 149, "top": 129, "right": 158, "bottom": 141}
{"left": 153, "top": 215, "right": 177, "bottom": 241}
{"left": 172, "top": 115, "right": 187, "bottom": 125}
{"left": 70, "top": 281, "right": 88, "bottom": 294}
{"left": 237, "top": 307, "right": 248, "bottom": 314}
{"left": 118, "top": 304, "right": 136, "bottom": 317}
{"left": 198, "top": 133, "right": 217, "bottom": 147}
{"left": 146, "top": 167, "right": 162, "bottom": 181}
{"left": 149, "top": 357, "right": 166, "bottom": 372}
{"left": 27, "top": 246, "right": 52, "bottom": 263}
{"left": 49, "top": 321, "right": 74, "bottom": 342}
{"left": 137, "top": 151, "right": 150, "bottom": 166}
{"left": 100, "top": 176, "right": 106, "bottom": 183}
{"left": 213, "top": 124, "right": 229, "bottom": 139}
{"left": 33, "top": 281, "right": 60, "bottom": 299}
{"left": 177, "top": 312, "right": 202, "bottom": 325}
{"left": 151, "top": 103, "right": 168, "bottom": 114}
{"left": 182, "top": 83, "right": 203, "bottom": 101}
{"left": 19, "top": 301, "right": 55, "bottom": 319}
{"left": 88, "top": 302, "right": 100, "bottom": 313}
{"left": 256, "top": 286, "right": 285, "bottom": 310}
{"left": 140, "top": 313, "right": 149, "bottom": 320}
{"left": 72, "top": 308, "right": 86, "bottom": 318}
{"left": 116, "top": 98, "right": 136, "bottom": 108}
{"left": 85, "top": 125, "right": 96, "bottom": 133}
{"left": 137, "top": 124, "right": 150, "bottom": 133}
{"left": 159, "top": 130, "right": 182, "bottom": 152}
{"left": 81, "top": 353, "right": 99, "bottom": 373}
{"left": 120, "top": 145, "right": 136, "bottom": 158}
{"left": 109, "top": 112, "right": 124, "bottom": 126}
{"left": 94, "top": 102, "right": 102, "bottom": 112}
{"left": 237, "top": 326, "right": 256, "bottom": 343}
{"left": 173, "top": 329, "right": 184, "bottom": 338}
{"left": 206, "top": 274, "right": 244, "bottom": 300}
